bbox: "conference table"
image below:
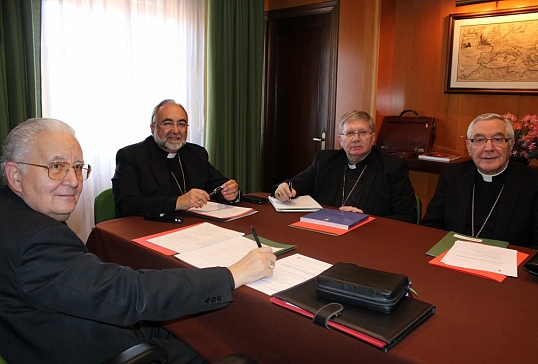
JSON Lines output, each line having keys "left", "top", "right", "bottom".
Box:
{"left": 86, "top": 194, "right": 538, "bottom": 363}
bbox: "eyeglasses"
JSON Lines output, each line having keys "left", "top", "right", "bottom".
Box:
{"left": 340, "top": 130, "right": 374, "bottom": 139}
{"left": 467, "top": 137, "right": 512, "bottom": 146}
{"left": 154, "top": 120, "right": 189, "bottom": 130}
{"left": 17, "top": 161, "right": 92, "bottom": 181}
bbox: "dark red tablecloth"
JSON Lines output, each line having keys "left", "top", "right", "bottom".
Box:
{"left": 87, "top": 195, "right": 538, "bottom": 363}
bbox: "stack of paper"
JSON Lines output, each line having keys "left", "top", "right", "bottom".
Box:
{"left": 426, "top": 232, "right": 528, "bottom": 282}
{"left": 185, "top": 201, "right": 257, "bottom": 221}
{"left": 132, "top": 221, "right": 296, "bottom": 257}
{"left": 418, "top": 152, "right": 460, "bottom": 162}
{"left": 268, "top": 195, "right": 322, "bottom": 212}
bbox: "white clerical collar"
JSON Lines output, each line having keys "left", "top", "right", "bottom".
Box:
{"left": 478, "top": 163, "right": 508, "bottom": 182}
{"left": 348, "top": 163, "right": 356, "bottom": 170}
{"left": 167, "top": 153, "right": 177, "bottom": 159}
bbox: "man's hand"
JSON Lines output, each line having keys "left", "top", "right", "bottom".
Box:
{"left": 339, "top": 205, "right": 364, "bottom": 213}
{"left": 228, "top": 247, "right": 276, "bottom": 289}
{"left": 221, "top": 179, "right": 239, "bottom": 201}
{"left": 274, "top": 182, "right": 295, "bottom": 202}
{"left": 175, "top": 188, "right": 210, "bottom": 210}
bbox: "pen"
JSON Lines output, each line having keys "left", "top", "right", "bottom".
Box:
{"left": 209, "top": 185, "right": 223, "bottom": 198}
{"left": 251, "top": 226, "right": 262, "bottom": 248}
{"left": 143, "top": 213, "right": 183, "bottom": 223}
{"left": 288, "top": 181, "right": 293, "bottom": 201}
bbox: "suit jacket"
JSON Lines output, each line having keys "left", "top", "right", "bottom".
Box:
{"left": 0, "top": 186, "right": 234, "bottom": 363}
{"left": 276, "top": 147, "right": 417, "bottom": 223}
{"left": 421, "top": 160, "right": 538, "bottom": 247}
{"left": 113, "top": 136, "right": 231, "bottom": 217}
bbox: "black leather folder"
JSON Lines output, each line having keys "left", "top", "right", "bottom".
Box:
{"left": 524, "top": 252, "right": 538, "bottom": 276}
{"left": 271, "top": 278, "right": 436, "bottom": 352}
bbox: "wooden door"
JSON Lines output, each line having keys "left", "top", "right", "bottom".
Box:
{"left": 261, "top": 2, "right": 339, "bottom": 192}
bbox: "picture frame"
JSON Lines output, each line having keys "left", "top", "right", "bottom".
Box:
{"left": 445, "top": 7, "right": 538, "bottom": 95}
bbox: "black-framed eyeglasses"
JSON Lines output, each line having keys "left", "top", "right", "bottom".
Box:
{"left": 153, "top": 120, "right": 189, "bottom": 130}
{"left": 467, "top": 137, "right": 512, "bottom": 146}
{"left": 340, "top": 130, "right": 374, "bottom": 139}
{"left": 16, "top": 161, "right": 92, "bottom": 181}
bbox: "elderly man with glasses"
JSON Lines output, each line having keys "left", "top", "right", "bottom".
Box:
{"left": 421, "top": 113, "right": 538, "bottom": 247}
{"left": 113, "top": 99, "right": 240, "bottom": 218}
{"left": 272, "top": 110, "right": 417, "bottom": 224}
{"left": 0, "top": 118, "right": 275, "bottom": 363}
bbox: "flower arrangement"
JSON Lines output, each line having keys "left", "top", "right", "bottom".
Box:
{"left": 503, "top": 113, "right": 538, "bottom": 160}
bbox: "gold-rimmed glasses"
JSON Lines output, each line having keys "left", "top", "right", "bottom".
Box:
{"left": 16, "top": 161, "right": 92, "bottom": 181}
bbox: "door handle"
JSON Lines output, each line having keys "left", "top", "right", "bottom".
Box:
{"left": 312, "top": 131, "right": 326, "bottom": 150}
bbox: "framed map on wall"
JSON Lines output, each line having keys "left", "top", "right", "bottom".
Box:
{"left": 445, "top": 7, "right": 538, "bottom": 95}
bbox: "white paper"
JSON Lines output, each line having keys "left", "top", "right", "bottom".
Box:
{"left": 441, "top": 240, "right": 518, "bottom": 277}
{"left": 247, "top": 254, "right": 332, "bottom": 296}
{"left": 147, "top": 222, "right": 243, "bottom": 253}
{"left": 174, "top": 236, "right": 276, "bottom": 267}
{"left": 269, "top": 195, "right": 322, "bottom": 212}
{"left": 187, "top": 201, "right": 256, "bottom": 220}
{"left": 452, "top": 233, "right": 483, "bottom": 243}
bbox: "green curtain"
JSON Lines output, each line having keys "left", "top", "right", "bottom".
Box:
{"left": 206, "top": 0, "right": 264, "bottom": 193}
{"left": 0, "top": 0, "right": 41, "bottom": 159}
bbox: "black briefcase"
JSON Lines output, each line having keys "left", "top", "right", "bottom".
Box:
{"left": 376, "top": 110, "right": 436, "bottom": 155}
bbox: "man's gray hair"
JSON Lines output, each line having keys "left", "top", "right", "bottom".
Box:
{"left": 338, "top": 110, "right": 375, "bottom": 134}
{"left": 467, "top": 113, "right": 514, "bottom": 139}
{"left": 150, "top": 99, "right": 187, "bottom": 124}
{"left": 1, "top": 118, "right": 75, "bottom": 183}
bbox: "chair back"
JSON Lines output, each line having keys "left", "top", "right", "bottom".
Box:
{"left": 94, "top": 188, "right": 115, "bottom": 225}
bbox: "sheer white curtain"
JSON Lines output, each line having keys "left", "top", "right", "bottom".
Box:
{"left": 41, "top": 0, "right": 205, "bottom": 241}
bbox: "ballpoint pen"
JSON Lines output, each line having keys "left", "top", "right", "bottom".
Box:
{"left": 288, "top": 181, "right": 293, "bottom": 201}
{"left": 250, "top": 226, "right": 263, "bottom": 248}
{"left": 209, "top": 185, "right": 223, "bottom": 198}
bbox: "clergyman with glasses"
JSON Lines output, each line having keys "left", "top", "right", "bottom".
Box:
{"left": 421, "top": 113, "right": 538, "bottom": 248}
{"left": 272, "top": 110, "right": 417, "bottom": 223}
{"left": 0, "top": 118, "right": 275, "bottom": 363}
{"left": 113, "top": 99, "right": 240, "bottom": 218}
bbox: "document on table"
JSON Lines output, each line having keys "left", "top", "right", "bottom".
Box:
{"left": 426, "top": 231, "right": 509, "bottom": 257}
{"left": 186, "top": 201, "right": 257, "bottom": 221}
{"left": 175, "top": 235, "right": 290, "bottom": 266}
{"left": 247, "top": 254, "right": 332, "bottom": 296}
{"left": 147, "top": 222, "right": 243, "bottom": 253}
{"left": 269, "top": 195, "right": 322, "bottom": 212}
{"left": 441, "top": 240, "right": 518, "bottom": 277}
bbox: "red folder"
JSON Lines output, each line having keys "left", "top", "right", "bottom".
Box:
{"left": 428, "top": 250, "right": 528, "bottom": 282}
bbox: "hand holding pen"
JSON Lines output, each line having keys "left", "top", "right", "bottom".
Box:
{"left": 274, "top": 181, "right": 295, "bottom": 202}
{"left": 251, "top": 226, "right": 275, "bottom": 269}
{"left": 209, "top": 185, "right": 223, "bottom": 198}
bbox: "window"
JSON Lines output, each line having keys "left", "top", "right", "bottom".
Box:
{"left": 41, "top": 0, "right": 205, "bottom": 240}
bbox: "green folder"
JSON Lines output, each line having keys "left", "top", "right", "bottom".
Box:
{"left": 244, "top": 234, "right": 297, "bottom": 255}
{"left": 426, "top": 231, "right": 509, "bottom": 257}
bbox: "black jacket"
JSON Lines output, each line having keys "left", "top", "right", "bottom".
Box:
{"left": 0, "top": 186, "right": 234, "bottom": 363}
{"left": 113, "top": 136, "right": 231, "bottom": 217}
{"left": 421, "top": 160, "right": 538, "bottom": 247}
{"left": 274, "top": 147, "right": 417, "bottom": 223}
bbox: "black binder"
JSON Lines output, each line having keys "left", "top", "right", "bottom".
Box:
{"left": 271, "top": 278, "right": 436, "bottom": 352}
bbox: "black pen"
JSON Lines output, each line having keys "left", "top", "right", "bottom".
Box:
{"left": 209, "top": 185, "right": 223, "bottom": 198}
{"left": 288, "top": 181, "right": 293, "bottom": 201}
{"left": 144, "top": 213, "right": 183, "bottom": 223}
{"left": 251, "top": 226, "right": 262, "bottom": 248}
